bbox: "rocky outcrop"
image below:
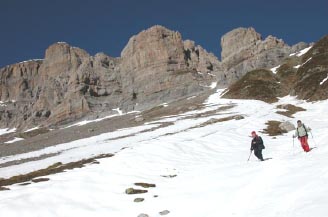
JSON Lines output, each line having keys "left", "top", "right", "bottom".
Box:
{"left": 37, "top": 43, "right": 126, "bottom": 126}
{"left": 0, "top": 60, "right": 43, "bottom": 128}
{"left": 223, "top": 34, "right": 328, "bottom": 102}
{"left": 0, "top": 42, "right": 124, "bottom": 128}
{"left": 183, "top": 40, "right": 222, "bottom": 74}
{"left": 219, "top": 27, "right": 306, "bottom": 85}
{"left": 221, "top": 27, "right": 262, "bottom": 61}
{"left": 291, "top": 42, "right": 310, "bottom": 54}
{"left": 119, "top": 25, "right": 220, "bottom": 111}
{"left": 37, "top": 43, "right": 91, "bottom": 125}
{"left": 0, "top": 59, "right": 42, "bottom": 102}
{"left": 0, "top": 26, "right": 221, "bottom": 129}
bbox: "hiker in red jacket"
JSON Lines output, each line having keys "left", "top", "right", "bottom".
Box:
{"left": 250, "top": 131, "right": 265, "bottom": 161}
{"left": 293, "top": 120, "right": 311, "bottom": 152}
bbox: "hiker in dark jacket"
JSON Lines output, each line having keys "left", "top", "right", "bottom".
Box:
{"left": 293, "top": 120, "right": 311, "bottom": 152}
{"left": 250, "top": 131, "right": 265, "bottom": 161}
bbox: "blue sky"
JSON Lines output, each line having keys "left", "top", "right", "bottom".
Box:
{"left": 0, "top": 0, "right": 327, "bottom": 67}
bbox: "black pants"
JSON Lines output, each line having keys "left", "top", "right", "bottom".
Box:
{"left": 254, "top": 149, "right": 264, "bottom": 161}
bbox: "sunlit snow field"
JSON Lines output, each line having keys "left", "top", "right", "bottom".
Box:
{"left": 0, "top": 90, "right": 327, "bottom": 217}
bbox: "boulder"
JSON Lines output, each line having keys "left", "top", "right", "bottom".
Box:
{"left": 159, "top": 210, "right": 170, "bottom": 215}
{"left": 137, "top": 214, "right": 149, "bottom": 217}
{"left": 134, "top": 198, "right": 145, "bottom": 202}
{"left": 125, "top": 188, "right": 148, "bottom": 194}
{"left": 279, "top": 121, "right": 295, "bottom": 132}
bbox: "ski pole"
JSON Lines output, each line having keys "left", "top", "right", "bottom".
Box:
{"left": 292, "top": 136, "right": 295, "bottom": 155}
{"left": 310, "top": 131, "right": 318, "bottom": 147}
{"left": 247, "top": 150, "right": 253, "bottom": 161}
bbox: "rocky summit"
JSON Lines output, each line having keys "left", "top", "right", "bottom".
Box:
{"left": 119, "top": 25, "right": 221, "bottom": 112}
{"left": 0, "top": 25, "right": 325, "bottom": 130}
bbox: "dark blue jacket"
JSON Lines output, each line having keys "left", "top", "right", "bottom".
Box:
{"left": 251, "top": 136, "right": 265, "bottom": 151}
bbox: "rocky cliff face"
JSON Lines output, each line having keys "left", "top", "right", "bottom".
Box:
{"left": 0, "top": 60, "right": 43, "bottom": 128}
{"left": 0, "top": 42, "right": 126, "bottom": 128}
{"left": 40, "top": 43, "right": 125, "bottom": 126}
{"left": 219, "top": 27, "right": 309, "bottom": 85}
{"left": 0, "top": 26, "right": 221, "bottom": 129}
{"left": 0, "top": 25, "right": 322, "bottom": 129}
{"left": 119, "top": 26, "right": 221, "bottom": 111}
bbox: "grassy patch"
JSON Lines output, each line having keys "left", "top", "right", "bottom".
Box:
{"left": 276, "top": 104, "right": 306, "bottom": 117}
{"left": 18, "top": 128, "right": 50, "bottom": 139}
{"left": 134, "top": 183, "right": 156, "bottom": 188}
{"left": 191, "top": 115, "right": 244, "bottom": 129}
{"left": 181, "top": 105, "right": 235, "bottom": 120}
{"left": 0, "top": 153, "right": 114, "bottom": 188}
{"left": 294, "top": 35, "right": 328, "bottom": 101}
{"left": 223, "top": 69, "right": 282, "bottom": 103}
{"left": 262, "top": 120, "right": 287, "bottom": 136}
{"left": 32, "top": 178, "right": 50, "bottom": 183}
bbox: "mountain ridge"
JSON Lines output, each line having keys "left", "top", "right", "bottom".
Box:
{"left": 0, "top": 25, "right": 321, "bottom": 130}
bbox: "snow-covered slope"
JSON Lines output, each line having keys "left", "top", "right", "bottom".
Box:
{"left": 0, "top": 90, "right": 327, "bottom": 217}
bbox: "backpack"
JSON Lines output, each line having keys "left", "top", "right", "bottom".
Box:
{"left": 297, "top": 124, "right": 308, "bottom": 138}
{"left": 259, "top": 136, "right": 265, "bottom": 149}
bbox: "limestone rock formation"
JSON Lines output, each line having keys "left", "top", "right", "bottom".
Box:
{"left": 291, "top": 42, "right": 311, "bottom": 53}
{"left": 223, "top": 34, "right": 328, "bottom": 102}
{"left": 0, "top": 42, "right": 123, "bottom": 129}
{"left": 0, "top": 26, "right": 221, "bottom": 129}
{"left": 119, "top": 25, "right": 219, "bottom": 111}
{"left": 219, "top": 27, "right": 306, "bottom": 85}
{"left": 0, "top": 25, "right": 324, "bottom": 130}
{"left": 37, "top": 43, "right": 125, "bottom": 126}
{"left": 183, "top": 39, "right": 222, "bottom": 74}
{"left": 221, "top": 27, "right": 261, "bottom": 61}
{"left": 0, "top": 60, "right": 43, "bottom": 128}
{"left": 37, "top": 43, "right": 91, "bottom": 125}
